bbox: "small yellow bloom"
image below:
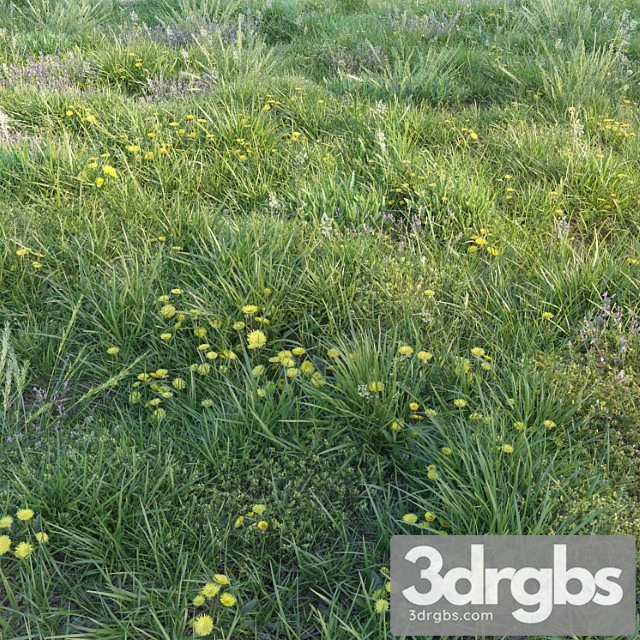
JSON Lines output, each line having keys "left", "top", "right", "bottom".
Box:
{"left": 390, "top": 420, "right": 403, "bottom": 431}
{"left": 368, "top": 381, "right": 385, "bottom": 393}
{"left": 192, "top": 613, "right": 214, "bottom": 636}
{"left": 253, "top": 504, "right": 266, "bottom": 514}
{"left": 424, "top": 289, "right": 435, "bottom": 297}
{"left": 172, "top": 378, "right": 186, "bottom": 390}
{"left": 257, "top": 520, "right": 269, "bottom": 531}
{"left": 160, "top": 333, "right": 172, "bottom": 341}
{"left": 232, "top": 321, "right": 245, "bottom": 331}
{"left": 214, "top": 573, "right": 230, "bottom": 585}
{"left": 35, "top": 532, "right": 49, "bottom": 544}
{"left": 543, "top": 420, "right": 557, "bottom": 429}
{"left": 375, "top": 599, "right": 389, "bottom": 613}
{"left": 102, "top": 165, "right": 117, "bottom": 178}
{"left": 16, "top": 247, "right": 31, "bottom": 257}
{"left": 453, "top": 398, "right": 467, "bottom": 408}
{"left": 409, "top": 402, "right": 419, "bottom": 411}
{"left": 402, "top": 513, "right": 418, "bottom": 524}
{"left": 542, "top": 312, "right": 554, "bottom": 320}
{"left": 247, "top": 330, "right": 267, "bottom": 350}
{"left": 471, "top": 347, "right": 485, "bottom": 357}
{"left": 514, "top": 421, "right": 525, "bottom": 431}
{"left": 501, "top": 444, "right": 514, "bottom": 453}
{"left": 398, "top": 345, "right": 414, "bottom": 356}
{"left": 441, "top": 447, "right": 452, "bottom": 456}
{"left": 220, "top": 592, "right": 237, "bottom": 607}
{"left": 106, "top": 346, "right": 120, "bottom": 355}
{"left": 234, "top": 516, "right": 244, "bottom": 528}
{"left": 15, "top": 541, "right": 33, "bottom": 559}
{"left": 292, "top": 347, "right": 306, "bottom": 356}
{"left": 424, "top": 512, "right": 436, "bottom": 522}
{"left": 242, "top": 305, "right": 259, "bottom": 314}
{"left": 300, "top": 360, "right": 315, "bottom": 375}
{"left": 192, "top": 595, "right": 205, "bottom": 607}
{"left": 417, "top": 350, "right": 433, "bottom": 362}
{"left": 16, "top": 509, "right": 34, "bottom": 521}
{"left": 0, "top": 516, "right": 13, "bottom": 528}
{"left": 327, "top": 348, "right": 341, "bottom": 359}
{"left": 201, "top": 583, "right": 220, "bottom": 598}
{"left": 0, "top": 535, "right": 11, "bottom": 555}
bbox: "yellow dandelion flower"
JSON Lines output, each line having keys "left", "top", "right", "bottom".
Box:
{"left": 292, "top": 347, "right": 306, "bottom": 356}
{"left": 252, "top": 504, "right": 266, "bottom": 514}
{"left": 35, "top": 532, "right": 49, "bottom": 544}
{"left": 234, "top": 516, "right": 244, "bottom": 528}
{"left": 15, "top": 542, "right": 32, "bottom": 559}
{"left": 424, "top": 289, "right": 435, "bottom": 297}
{"left": 543, "top": 420, "right": 557, "bottom": 429}
{"left": 214, "top": 574, "right": 230, "bottom": 585}
{"left": 368, "top": 381, "right": 385, "bottom": 392}
{"left": 402, "top": 513, "right": 418, "bottom": 524}
{"left": 501, "top": 444, "right": 514, "bottom": 453}
{"left": 16, "top": 509, "right": 34, "bottom": 522}
{"left": 398, "top": 345, "right": 413, "bottom": 356}
{"left": 129, "top": 391, "right": 141, "bottom": 404}
{"left": 417, "top": 350, "right": 433, "bottom": 362}
{"left": 375, "top": 599, "right": 389, "bottom": 613}
{"left": 0, "top": 535, "right": 11, "bottom": 555}
{"left": 102, "top": 165, "right": 117, "bottom": 178}
{"left": 256, "top": 388, "right": 266, "bottom": 398}
{"left": 247, "top": 330, "right": 267, "bottom": 350}
{"left": 201, "top": 399, "right": 213, "bottom": 408}
{"left": 286, "top": 367, "right": 299, "bottom": 378}
{"left": 409, "top": 402, "right": 419, "bottom": 411}
{"left": 0, "top": 516, "right": 13, "bottom": 528}
{"left": 196, "top": 364, "right": 211, "bottom": 375}
{"left": 106, "top": 346, "right": 120, "bottom": 355}
{"left": 390, "top": 421, "right": 403, "bottom": 431}
{"left": 232, "top": 321, "right": 245, "bottom": 331}
{"left": 300, "top": 360, "right": 315, "bottom": 375}
{"left": 471, "top": 347, "right": 485, "bottom": 357}
{"left": 257, "top": 520, "right": 269, "bottom": 531}
{"left": 161, "top": 304, "right": 176, "bottom": 318}
{"left": 327, "top": 348, "right": 341, "bottom": 359}
{"left": 192, "top": 614, "right": 214, "bottom": 636}
{"left": 514, "top": 421, "right": 525, "bottom": 430}
{"left": 542, "top": 312, "right": 554, "bottom": 320}
{"left": 427, "top": 468, "right": 439, "bottom": 480}
{"left": 220, "top": 592, "right": 237, "bottom": 607}
{"left": 192, "top": 595, "right": 205, "bottom": 607}
{"left": 16, "top": 247, "right": 31, "bottom": 257}
{"left": 311, "top": 373, "right": 325, "bottom": 387}
{"left": 242, "top": 305, "right": 259, "bottom": 314}
{"left": 424, "top": 511, "right": 436, "bottom": 522}
{"left": 453, "top": 398, "right": 467, "bottom": 408}
{"left": 172, "top": 378, "right": 186, "bottom": 390}
{"left": 441, "top": 447, "right": 452, "bottom": 456}
{"left": 201, "top": 583, "right": 220, "bottom": 598}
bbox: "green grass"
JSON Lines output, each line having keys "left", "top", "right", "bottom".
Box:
{"left": 0, "top": 0, "right": 639, "bottom": 637}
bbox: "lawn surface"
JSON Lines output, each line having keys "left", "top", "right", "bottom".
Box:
{"left": 0, "top": 0, "right": 639, "bottom": 637}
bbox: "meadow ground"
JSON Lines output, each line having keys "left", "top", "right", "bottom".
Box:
{"left": 0, "top": 0, "right": 639, "bottom": 637}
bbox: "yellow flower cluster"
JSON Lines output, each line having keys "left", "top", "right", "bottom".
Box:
{"left": 190, "top": 573, "right": 238, "bottom": 634}
{"left": 0, "top": 508, "right": 49, "bottom": 561}
{"left": 233, "top": 503, "right": 280, "bottom": 533}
